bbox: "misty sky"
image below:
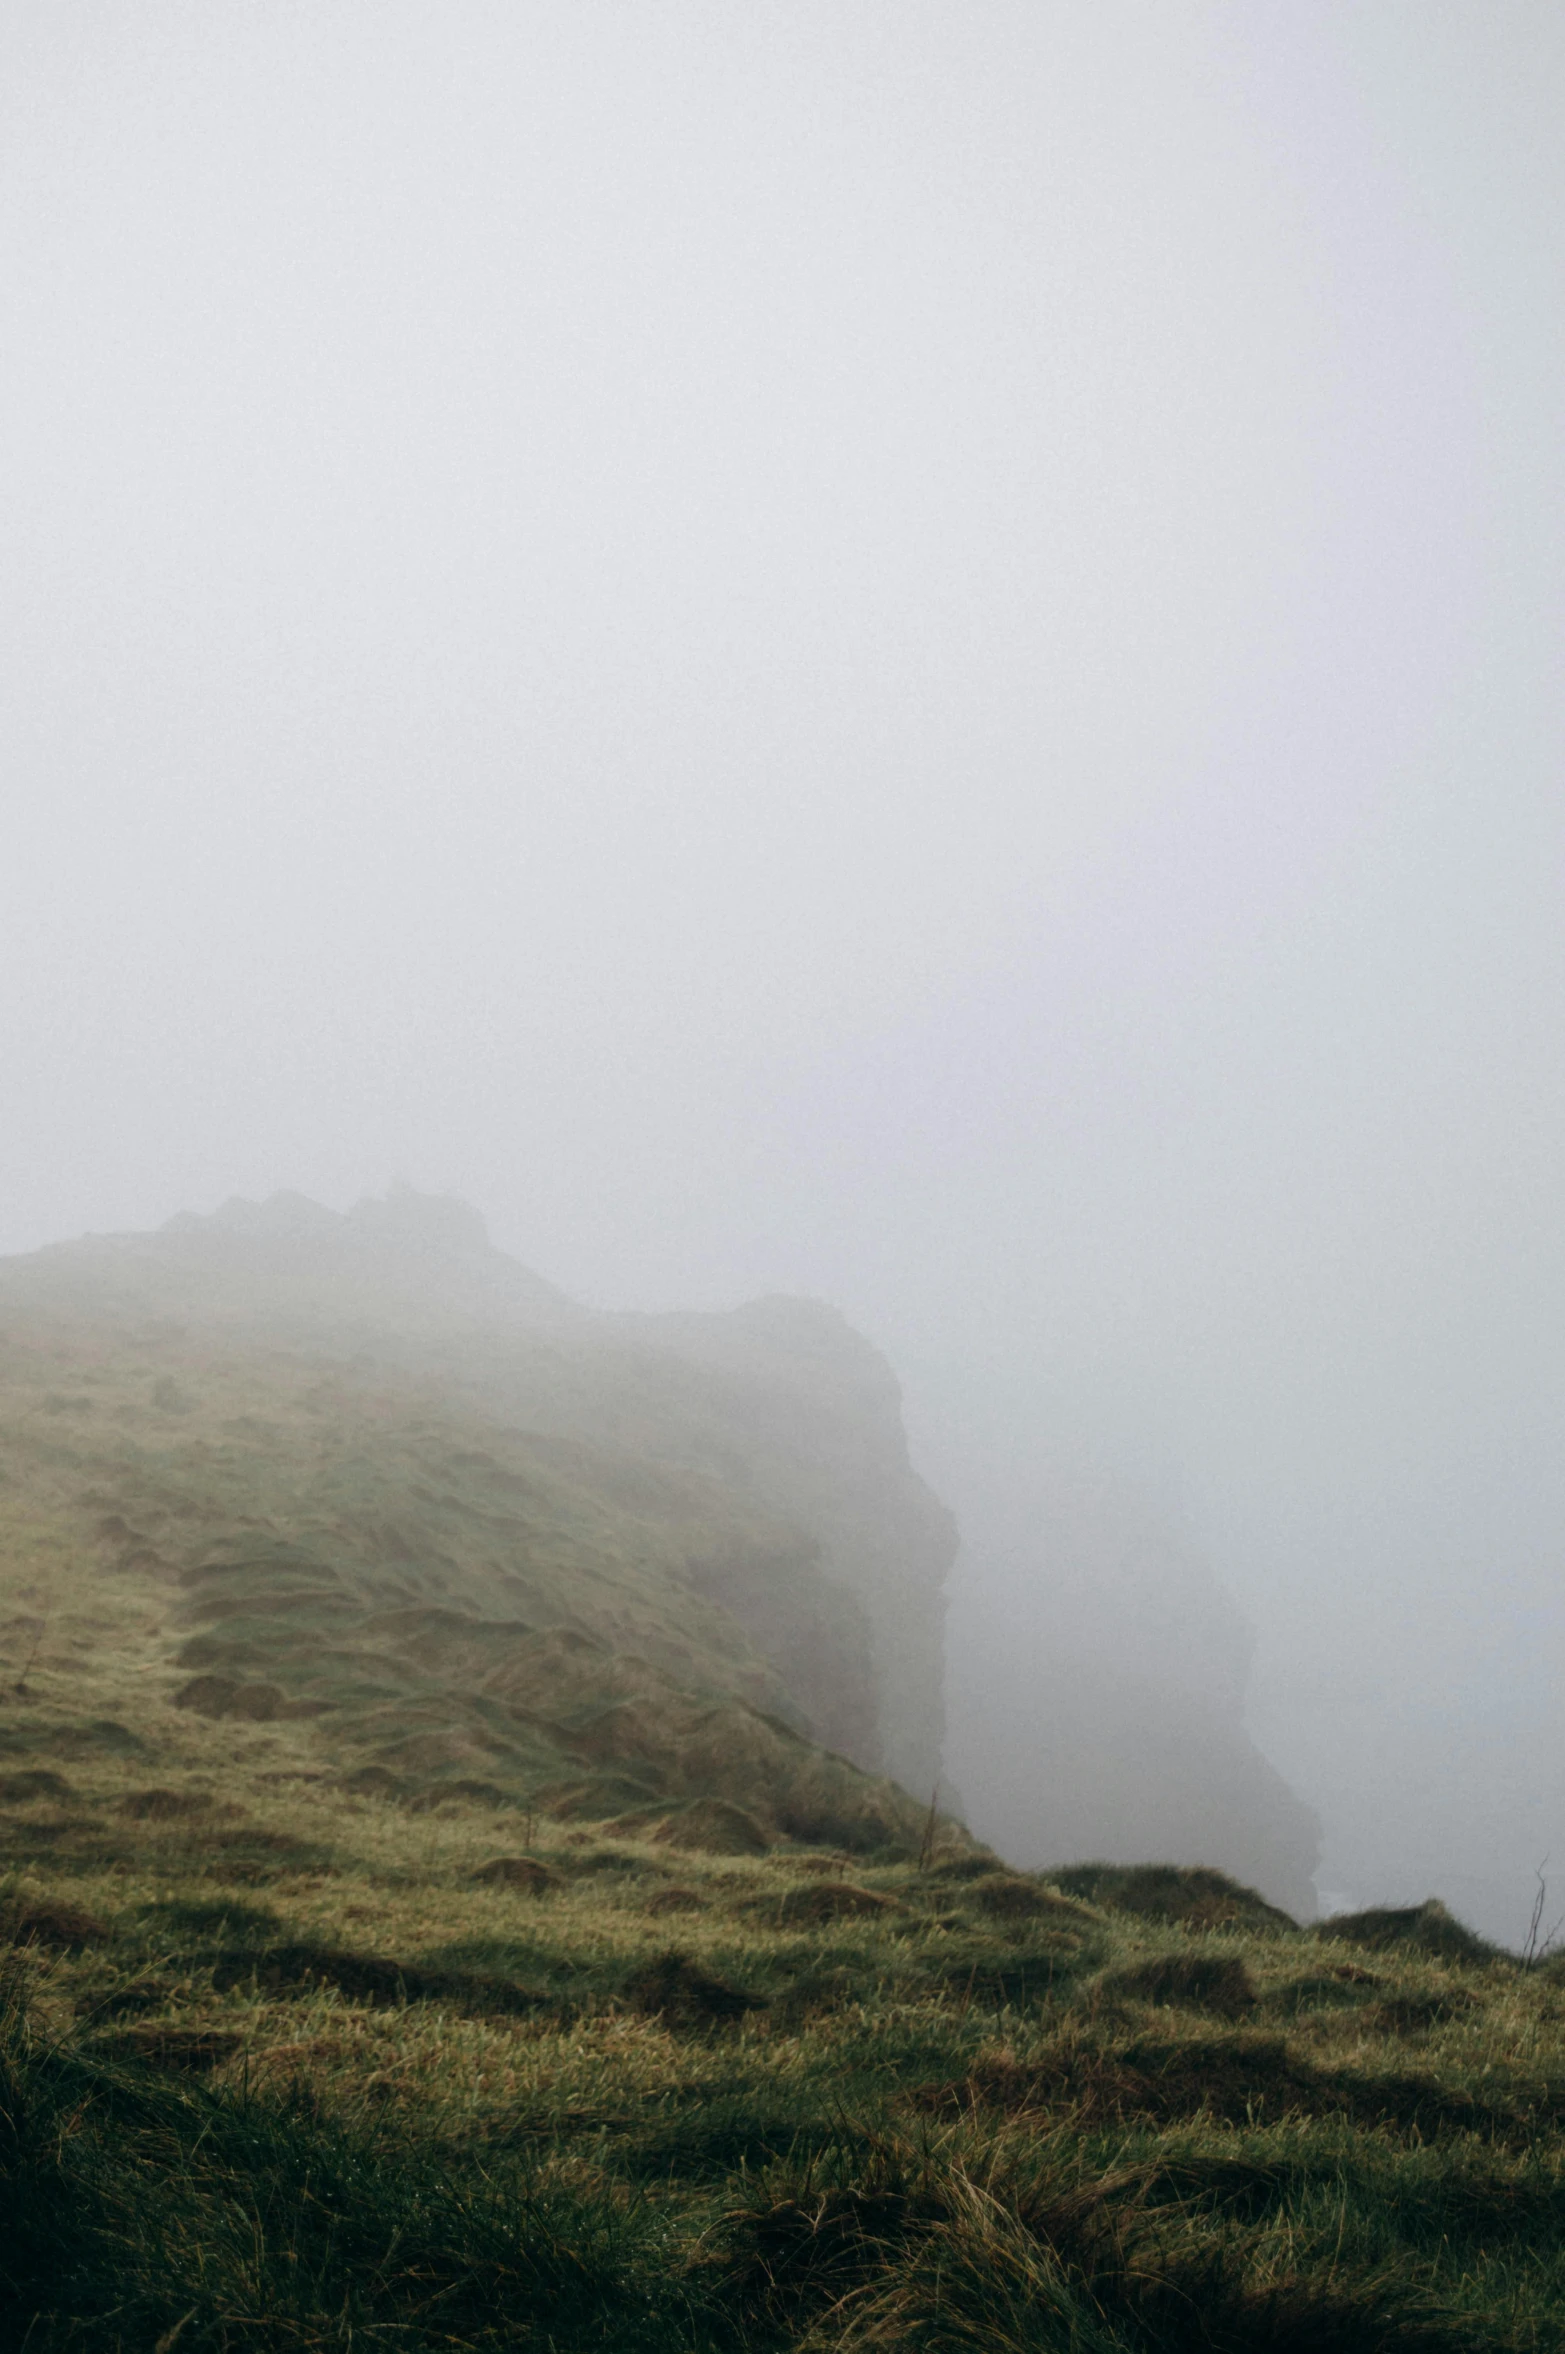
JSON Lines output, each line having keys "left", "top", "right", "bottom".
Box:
{"left": 4, "top": 5, "right": 1564, "bottom": 1937}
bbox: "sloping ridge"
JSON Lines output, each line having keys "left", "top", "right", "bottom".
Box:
{"left": 0, "top": 1188, "right": 965, "bottom": 1857}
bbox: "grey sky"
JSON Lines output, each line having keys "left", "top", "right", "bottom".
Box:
{"left": 4, "top": 6, "right": 1563, "bottom": 1935}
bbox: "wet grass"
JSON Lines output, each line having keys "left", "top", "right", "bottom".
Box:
{"left": 3, "top": 1337, "right": 1565, "bottom": 2345}
{"left": 2, "top": 1652, "right": 1562, "bottom": 2351}
{"left": 5, "top": 1746, "right": 1565, "bottom": 2352}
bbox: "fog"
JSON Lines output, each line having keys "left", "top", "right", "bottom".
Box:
{"left": 5, "top": 5, "right": 1564, "bottom": 1938}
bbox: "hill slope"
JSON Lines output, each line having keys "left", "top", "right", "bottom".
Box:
{"left": 1, "top": 1672, "right": 1562, "bottom": 2351}
{"left": 4, "top": 1193, "right": 1563, "bottom": 2350}
{"left": 0, "top": 1189, "right": 959, "bottom": 1854}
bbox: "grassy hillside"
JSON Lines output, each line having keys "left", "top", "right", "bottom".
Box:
{"left": 5, "top": 1203, "right": 1560, "bottom": 2349}
{"left": 0, "top": 1299, "right": 941, "bottom": 1856}
{"left": 5, "top": 1663, "right": 1565, "bottom": 2350}
{"left": 0, "top": 1189, "right": 956, "bottom": 1793}
{"left": 0, "top": 1187, "right": 1323, "bottom": 1920}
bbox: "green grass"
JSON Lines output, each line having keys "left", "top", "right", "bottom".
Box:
{"left": 4, "top": 1292, "right": 1565, "bottom": 2345}
{"left": 0, "top": 1316, "right": 943, "bottom": 1860}
{"left": 5, "top": 1736, "right": 1565, "bottom": 2351}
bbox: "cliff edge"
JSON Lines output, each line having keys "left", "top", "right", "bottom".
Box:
{"left": 0, "top": 1188, "right": 959, "bottom": 1852}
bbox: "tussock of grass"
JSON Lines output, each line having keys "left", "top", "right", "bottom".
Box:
{"left": 1316, "top": 1900, "right": 1498, "bottom": 1966}
{"left": 4, "top": 1898, "right": 111, "bottom": 1951}
{"left": 702, "top": 2118, "right": 1531, "bottom": 2353}
{"left": 623, "top": 1947, "right": 770, "bottom": 2028}
{"left": 471, "top": 1853, "right": 562, "bottom": 1893}
{"left": 774, "top": 1880, "right": 895, "bottom": 1926}
{"left": 1050, "top": 1864, "right": 1297, "bottom": 1934}
{"left": 1102, "top": 1951, "right": 1257, "bottom": 2018}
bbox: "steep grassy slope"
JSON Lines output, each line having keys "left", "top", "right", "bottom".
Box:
{"left": 3, "top": 1189, "right": 1337, "bottom": 1917}
{"left": 0, "top": 1304, "right": 944, "bottom": 1855}
{"left": 4, "top": 1208, "right": 1565, "bottom": 2347}
{"left": 0, "top": 1189, "right": 954, "bottom": 1794}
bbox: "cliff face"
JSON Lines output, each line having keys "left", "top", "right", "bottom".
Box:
{"left": 621, "top": 1298, "right": 956, "bottom": 1799}
{"left": 0, "top": 1188, "right": 956, "bottom": 1836}
{"left": 948, "top": 1473, "right": 1322, "bottom": 1920}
